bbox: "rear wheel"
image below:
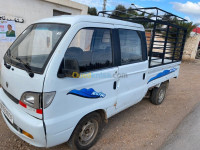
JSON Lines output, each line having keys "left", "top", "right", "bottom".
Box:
{"left": 150, "top": 81, "right": 169, "bottom": 105}
{"left": 68, "top": 112, "right": 102, "bottom": 150}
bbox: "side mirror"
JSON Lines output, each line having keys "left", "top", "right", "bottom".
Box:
{"left": 61, "top": 58, "right": 80, "bottom": 78}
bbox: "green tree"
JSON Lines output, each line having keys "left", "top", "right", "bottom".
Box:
{"left": 176, "top": 21, "right": 198, "bottom": 39}
{"left": 88, "top": 7, "right": 98, "bottom": 16}
{"left": 127, "top": 7, "right": 138, "bottom": 16}
{"left": 161, "top": 15, "right": 198, "bottom": 39}
{"left": 112, "top": 5, "right": 127, "bottom": 17}
{"left": 111, "top": 5, "right": 154, "bottom": 28}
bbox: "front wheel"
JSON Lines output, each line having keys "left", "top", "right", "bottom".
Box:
{"left": 150, "top": 81, "right": 169, "bottom": 105}
{"left": 68, "top": 112, "right": 102, "bottom": 150}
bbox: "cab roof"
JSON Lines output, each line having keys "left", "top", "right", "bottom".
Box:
{"left": 36, "top": 15, "right": 144, "bottom": 31}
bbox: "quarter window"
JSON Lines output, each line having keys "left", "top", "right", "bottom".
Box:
{"left": 119, "top": 29, "right": 142, "bottom": 64}
{"left": 65, "top": 28, "right": 113, "bottom": 72}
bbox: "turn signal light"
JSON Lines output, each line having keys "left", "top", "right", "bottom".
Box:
{"left": 22, "top": 130, "right": 34, "bottom": 139}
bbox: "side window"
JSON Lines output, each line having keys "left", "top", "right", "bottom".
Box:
{"left": 65, "top": 28, "right": 113, "bottom": 72}
{"left": 119, "top": 29, "right": 143, "bottom": 65}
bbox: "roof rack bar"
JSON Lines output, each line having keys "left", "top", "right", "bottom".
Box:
{"left": 125, "top": 8, "right": 161, "bottom": 19}
{"left": 131, "top": 7, "right": 187, "bottom": 21}
{"left": 99, "top": 7, "right": 187, "bottom": 22}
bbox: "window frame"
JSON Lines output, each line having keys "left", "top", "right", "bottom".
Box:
{"left": 60, "top": 27, "right": 115, "bottom": 74}
{"left": 118, "top": 29, "right": 147, "bottom": 66}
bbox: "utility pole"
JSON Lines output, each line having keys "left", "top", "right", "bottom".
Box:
{"left": 103, "top": 0, "right": 107, "bottom": 11}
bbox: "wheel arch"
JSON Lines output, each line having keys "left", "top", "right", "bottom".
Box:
{"left": 80, "top": 109, "right": 108, "bottom": 123}
{"left": 94, "top": 109, "right": 108, "bottom": 123}
{"left": 69, "top": 109, "right": 108, "bottom": 137}
{"left": 68, "top": 108, "right": 107, "bottom": 147}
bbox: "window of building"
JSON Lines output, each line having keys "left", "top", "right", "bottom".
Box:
{"left": 53, "top": 9, "right": 71, "bottom": 16}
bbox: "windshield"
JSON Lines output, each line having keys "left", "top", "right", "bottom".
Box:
{"left": 4, "top": 23, "right": 69, "bottom": 74}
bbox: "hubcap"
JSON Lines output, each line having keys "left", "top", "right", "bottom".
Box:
{"left": 78, "top": 119, "right": 98, "bottom": 146}
{"left": 158, "top": 88, "right": 165, "bottom": 103}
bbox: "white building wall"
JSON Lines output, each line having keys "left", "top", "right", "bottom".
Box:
{"left": 0, "top": 0, "right": 88, "bottom": 65}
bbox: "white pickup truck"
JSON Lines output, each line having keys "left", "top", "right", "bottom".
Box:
{"left": 0, "top": 7, "right": 187, "bottom": 150}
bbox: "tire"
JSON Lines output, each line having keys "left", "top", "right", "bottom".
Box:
{"left": 196, "top": 49, "right": 200, "bottom": 59}
{"left": 150, "top": 81, "right": 169, "bottom": 105}
{"left": 68, "top": 112, "right": 102, "bottom": 150}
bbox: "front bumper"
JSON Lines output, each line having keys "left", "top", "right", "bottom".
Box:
{"left": 0, "top": 88, "right": 46, "bottom": 147}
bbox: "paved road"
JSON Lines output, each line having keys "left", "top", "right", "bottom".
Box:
{"left": 160, "top": 102, "right": 200, "bottom": 150}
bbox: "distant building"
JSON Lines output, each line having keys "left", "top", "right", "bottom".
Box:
{"left": 0, "top": 0, "right": 88, "bottom": 64}
{"left": 192, "top": 27, "right": 200, "bottom": 35}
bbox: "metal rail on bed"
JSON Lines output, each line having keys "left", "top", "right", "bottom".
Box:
{"left": 98, "top": 7, "right": 187, "bottom": 68}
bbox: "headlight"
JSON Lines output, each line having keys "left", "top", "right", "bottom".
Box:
{"left": 20, "top": 91, "right": 56, "bottom": 110}
{"left": 43, "top": 92, "right": 56, "bottom": 109}
{"left": 20, "top": 92, "right": 41, "bottom": 109}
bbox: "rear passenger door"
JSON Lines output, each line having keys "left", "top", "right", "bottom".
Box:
{"left": 115, "top": 27, "right": 148, "bottom": 109}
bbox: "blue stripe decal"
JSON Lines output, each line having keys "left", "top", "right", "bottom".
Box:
{"left": 67, "top": 88, "right": 106, "bottom": 98}
{"left": 148, "top": 68, "right": 177, "bottom": 83}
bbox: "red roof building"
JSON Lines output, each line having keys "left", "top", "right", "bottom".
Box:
{"left": 193, "top": 27, "right": 200, "bottom": 34}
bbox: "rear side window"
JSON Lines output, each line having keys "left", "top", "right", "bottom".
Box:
{"left": 119, "top": 29, "right": 142, "bottom": 65}
{"left": 65, "top": 28, "right": 113, "bottom": 72}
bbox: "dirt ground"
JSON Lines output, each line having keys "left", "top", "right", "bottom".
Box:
{"left": 0, "top": 61, "right": 200, "bottom": 150}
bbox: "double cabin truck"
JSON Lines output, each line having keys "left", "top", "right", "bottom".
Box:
{"left": 0, "top": 7, "right": 187, "bottom": 149}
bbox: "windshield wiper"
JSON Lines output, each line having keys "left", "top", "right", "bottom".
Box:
{"left": 12, "top": 56, "right": 34, "bottom": 78}
{"left": 4, "top": 49, "right": 13, "bottom": 69}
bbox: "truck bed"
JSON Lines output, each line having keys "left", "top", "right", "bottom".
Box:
{"left": 147, "top": 60, "right": 181, "bottom": 89}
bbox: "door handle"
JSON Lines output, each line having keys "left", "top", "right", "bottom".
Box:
{"left": 113, "top": 81, "right": 117, "bottom": 90}
{"left": 143, "top": 73, "right": 146, "bottom": 80}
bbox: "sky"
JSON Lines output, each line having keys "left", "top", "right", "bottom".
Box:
{"left": 71, "top": 0, "right": 200, "bottom": 24}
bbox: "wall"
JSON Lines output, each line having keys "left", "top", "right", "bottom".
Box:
{"left": 0, "top": 0, "right": 88, "bottom": 65}
{"left": 182, "top": 34, "right": 200, "bottom": 60}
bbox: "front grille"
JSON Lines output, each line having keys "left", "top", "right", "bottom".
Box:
{"left": 2, "top": 88, "right": 19, "bottom": 104}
